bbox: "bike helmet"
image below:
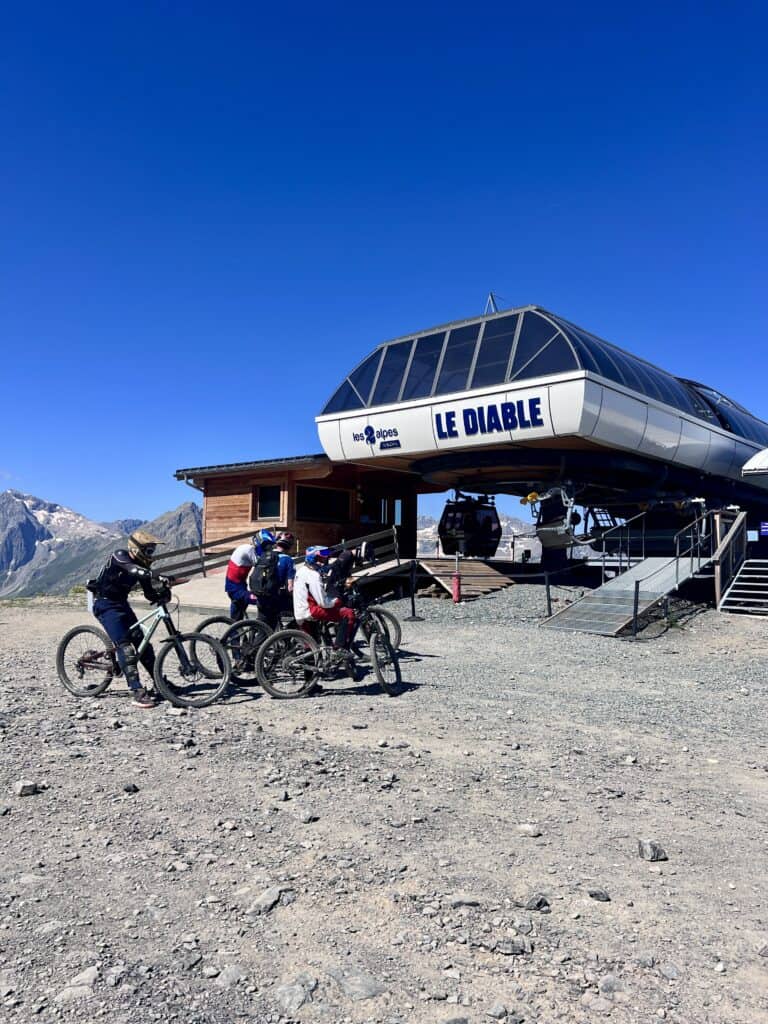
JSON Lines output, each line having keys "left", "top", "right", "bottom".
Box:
{"left": 253, "top": 528, "right": 277, "bottom": 549}
{"left": 304, "top": 545, "right": 330, "bottom": 567}
{"left": 275, "top": 530, "right": 295, "bottom": 550}
{"left": 127, "top": 529, "right": 162, "bottom": 567}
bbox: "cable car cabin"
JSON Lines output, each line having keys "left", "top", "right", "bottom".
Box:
{"left": 438, "top": 494, "right": 502, "bottom": 558}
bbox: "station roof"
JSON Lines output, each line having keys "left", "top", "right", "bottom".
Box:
{"left": 175, "top": 454, "right": 329, "bottom": 481}
{"left": 320, "top": 305, "right": 768, "bottom": 446}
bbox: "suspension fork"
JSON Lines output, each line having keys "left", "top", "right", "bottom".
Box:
{"left": 160, "top": 607, "right": 195, "bottom": 673}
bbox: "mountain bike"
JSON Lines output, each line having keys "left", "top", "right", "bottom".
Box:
{"left": 255, "top": 618, "right": 401, "bottom": 699}
{"left": 56, "top": 585, "right": 231, "bottom": 708}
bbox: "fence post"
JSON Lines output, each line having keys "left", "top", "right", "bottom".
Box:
{"left": 632, "top": 581, "right": 640, "bottom": 637}
{"left": 199, "top": 544, "right": 206, "bottom": 578}
{"left": 545, "top": 572, "right": 552, "bottom": 617}
{"left": 404, "top": 558, "right": 424, "bottom": 622}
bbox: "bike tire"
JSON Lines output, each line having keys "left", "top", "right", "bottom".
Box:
{"left": 56, "top": 625, "right": 115, "bottom": 697}
{"left": 221, "top": 619, "right": 273, "bottom": 686}
{"left": 255, "top": 629, "right": 320, "bottom": 699}
{"left": 367, "top": 607, "right": 402, "bottom": 651}
{"left": 154, "top": 633, "right": 231, "bottom": 708}
{"left": 191, "top": 616, "right": 234, "bottom": 677}
{"left": 370, "top": 631, "right": 402, "bottom": 696}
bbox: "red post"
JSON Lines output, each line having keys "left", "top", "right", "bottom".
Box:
{"left": 452, "top": 570, "right": 461, "bottom": 603}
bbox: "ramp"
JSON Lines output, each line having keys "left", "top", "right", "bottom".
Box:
{"left": 542, "top": 554, "right": 712, "bottom": 636}
{"left": 418, "top": 558, "right": 514, "bottom": 599}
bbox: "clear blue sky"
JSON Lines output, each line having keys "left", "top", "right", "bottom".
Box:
{"left": 1, "top": 3, "right": 766, "bottom": 522}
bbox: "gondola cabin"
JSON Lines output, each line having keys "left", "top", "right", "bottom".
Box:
{"left": 438, "top": 493, "right": 502, "bottom": 557}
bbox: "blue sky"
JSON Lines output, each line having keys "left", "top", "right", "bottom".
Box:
{"left": 1, "top": 3, "right": 766, "bottom": 522}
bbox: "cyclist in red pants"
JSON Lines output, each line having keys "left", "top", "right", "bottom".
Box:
{"left": 293, "top": 546, "right": 357, "bottom": 653}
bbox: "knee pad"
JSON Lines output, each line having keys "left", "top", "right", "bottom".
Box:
{"left": 118, "top": 642, "right": 140, "bottom": 683}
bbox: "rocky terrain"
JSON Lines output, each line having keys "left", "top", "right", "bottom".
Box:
{"left": 1, "top": 585, "right": 767, "bottom": 1023}
{"left": 0, "top": 491, "right": 202, "bottom": 597}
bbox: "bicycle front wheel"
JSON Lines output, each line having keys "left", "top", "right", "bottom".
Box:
{"left": 364, "top": 607, "right": 402, "bottom": 651}
{"left": 191, "top": 616, "right": 234, "bottom": 677}
{"left": 221, "top": 619, "right": 273, "bottom": 686}
{"left": 154, "top": 633, "right": 231, "bottom": 708}
{"left": 256, "top": 629, "right": 320, "bottom": 699}
{"left": 56, "top": 625, "right": 115, "bottom": 697}
{"left": 370, "top": 632, "right": 402, "bottom": 696}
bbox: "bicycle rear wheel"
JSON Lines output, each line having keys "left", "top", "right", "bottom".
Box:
{"left": 191, "top": 616, "right": 234, "bottom": 677}
{"left": 221, "top": 620, "right": 273, "bottom": 686}
{"left": 370, "top": 631, "right": 402, "bottom": 696}
{"left": 56, "top": 625, "right": 115, "bottom": 697}
{"left": 256, "top": 629, "right": 320, "bottom": 699}
{"left": 154, "top": 633, "right": 231, "bottom": 708}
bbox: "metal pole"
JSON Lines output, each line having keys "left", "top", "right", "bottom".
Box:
{"left": 632, "top": 581, "right": 640, "bottom": 637}
{"left": 404, "top": 559, "right": 424, "bottom": 622}
{"left": 545, "top": 572, "right": 552, "bottom": 617}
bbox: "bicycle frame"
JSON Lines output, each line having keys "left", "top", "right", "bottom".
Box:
{"left": 131, "top": 602, "right": 193, "bottom": 673}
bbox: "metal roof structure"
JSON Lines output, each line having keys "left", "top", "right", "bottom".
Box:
{"left": 321, "top": 305, "right": 768, "bottom": 446}
{"left": 175, "top": 453, "right": 329, "bottom": 481}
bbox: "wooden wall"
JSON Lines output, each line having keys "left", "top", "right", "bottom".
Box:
{"left": 201, "top": 464, "right": 419, "bottom": 556}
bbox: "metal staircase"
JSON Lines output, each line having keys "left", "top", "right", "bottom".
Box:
{"left": 719, "top": 560, "right": 768, "bottom": 616}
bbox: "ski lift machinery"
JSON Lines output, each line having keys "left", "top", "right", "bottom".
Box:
{"left": 438, "top": 492, "right": 503, "bottom": 558}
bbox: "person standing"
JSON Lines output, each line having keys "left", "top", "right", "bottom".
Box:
{"left": 224, "top": 529, "right": 276, "bottom": 621}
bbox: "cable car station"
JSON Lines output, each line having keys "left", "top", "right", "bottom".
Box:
{"left": 176, "top": 304, "right": 768, "bottom": 632}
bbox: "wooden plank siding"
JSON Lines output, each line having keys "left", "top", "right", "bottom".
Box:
{"left": 199, "top": 462, "right": 420, "bottom": 558}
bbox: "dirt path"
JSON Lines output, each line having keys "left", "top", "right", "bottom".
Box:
{"left": 1, "top": 592, "right": 767, "bottom": 1023}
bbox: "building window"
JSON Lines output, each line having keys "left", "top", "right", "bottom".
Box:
{"left": 251, "top": 485, "right": 281, "bottom": 520}
{"left": 296, "top": 485, "right": 351, "bottom": 523}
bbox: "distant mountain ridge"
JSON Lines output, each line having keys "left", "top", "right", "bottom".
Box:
{"left": 0, "top": 490, "right": 202, "bottom": 597}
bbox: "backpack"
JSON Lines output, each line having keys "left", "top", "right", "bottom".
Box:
{"left": 249, "top": 550, "right": 280, "bottom": 598}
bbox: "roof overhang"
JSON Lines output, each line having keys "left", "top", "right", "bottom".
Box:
{"left": 175, "top": 453, "right": 330, "bottom": 488}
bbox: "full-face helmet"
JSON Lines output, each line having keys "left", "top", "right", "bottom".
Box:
{"left": 275, "top": 530, "right": 295, "bottom": 551}
{"left": 128, "top": 530, "right": 162, "bottom": 567}
{"left": 253, "top": 528, "right": 277, "bottom": 550}
{"left": 304, "top": 545, "right": 330, "bottom": 567}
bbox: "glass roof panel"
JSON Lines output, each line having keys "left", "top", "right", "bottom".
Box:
{"left": 567, "top": 335, "right": 601, "bottom": 375}
{"left": 348, "top": 350, "right": 383, "bottom": 405}
{"left": 371, "top": 340, "right": 413, "bottom": 406}
{"left": 509, "top": 312, "right": 560, "bottom": 377}
{"left": 321, "top": 379, "right": 364, "bottom": 415}
{"left": 470, "top": 314, "right": 519, "bottom": 389}
{"left": 435, "top": 323, "right": 481, "bottom": 395}
{"left": 401, "top": 332, "right": 445, "bottom": 401}
{"left": 511, "top": 336, "right": 578, "bottom": 381}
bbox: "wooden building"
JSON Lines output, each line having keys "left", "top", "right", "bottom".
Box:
{"left": 175, "top": 453, "right": 434, "bottom": 555}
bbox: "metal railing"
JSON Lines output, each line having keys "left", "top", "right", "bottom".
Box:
{"left": 629, "top": 510, "right": 717, "bottom": 636}
{"left": 600, "top": 510, "right": 647, "bottom": 584}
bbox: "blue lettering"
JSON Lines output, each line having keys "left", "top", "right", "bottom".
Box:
{"left": 516, "top": 399, "right": 531, "bottom": 429}
{"left": 435, "top": 413, "right": 448, "bottom": 439}
{"left": 529, "top": 396, "right": 543, "bottom": 427}
{"left": 501, "top": 402, "right": 517, "bottom": 429}
{"left": 477, "top": 407, "right": 487, "bottom": 433}
{"left": 446, "top": 410, "right": 458, "bottom": 437}
{"left": 486, "top": 405, "right": 503, "bottom": 433}
{"left": 463, "top": 408, "right": 478, "bottom": 435}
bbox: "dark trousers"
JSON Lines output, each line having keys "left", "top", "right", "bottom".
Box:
{"left": 225, "top": 581, "right": 252, "bottom": 621}
{"left": 93, "top": 599, "right": 156, "bottom": 687}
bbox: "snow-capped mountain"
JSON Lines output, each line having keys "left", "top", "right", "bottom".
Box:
{"left": 0, "top": 490, "right": 201, "bottom": 597}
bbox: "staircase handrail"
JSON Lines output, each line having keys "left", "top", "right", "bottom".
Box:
{"left": 711, "top": 510, "right": 748, "bottom": 607}
{"left": 629, "top": 510, "right": 718, "bottom": 635}
{"left": 600, "top": 510, "right": 647, "bottom": 584}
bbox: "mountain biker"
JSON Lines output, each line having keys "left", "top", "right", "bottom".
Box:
{"left": 225, "top": 529, "right": 276, "bottom": 621}
{"left": 89, "top": 530, "right": 171, "bottom": 708}
{"left": 293, "top": 546, "right": 357, "bottom": 654}
{"left": 252, "top": 531, "right": 296, "bottom": 629}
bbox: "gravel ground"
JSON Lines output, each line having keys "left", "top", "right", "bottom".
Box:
{"left": 1, "top": 586, "right": 767, "bottom": 1024}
